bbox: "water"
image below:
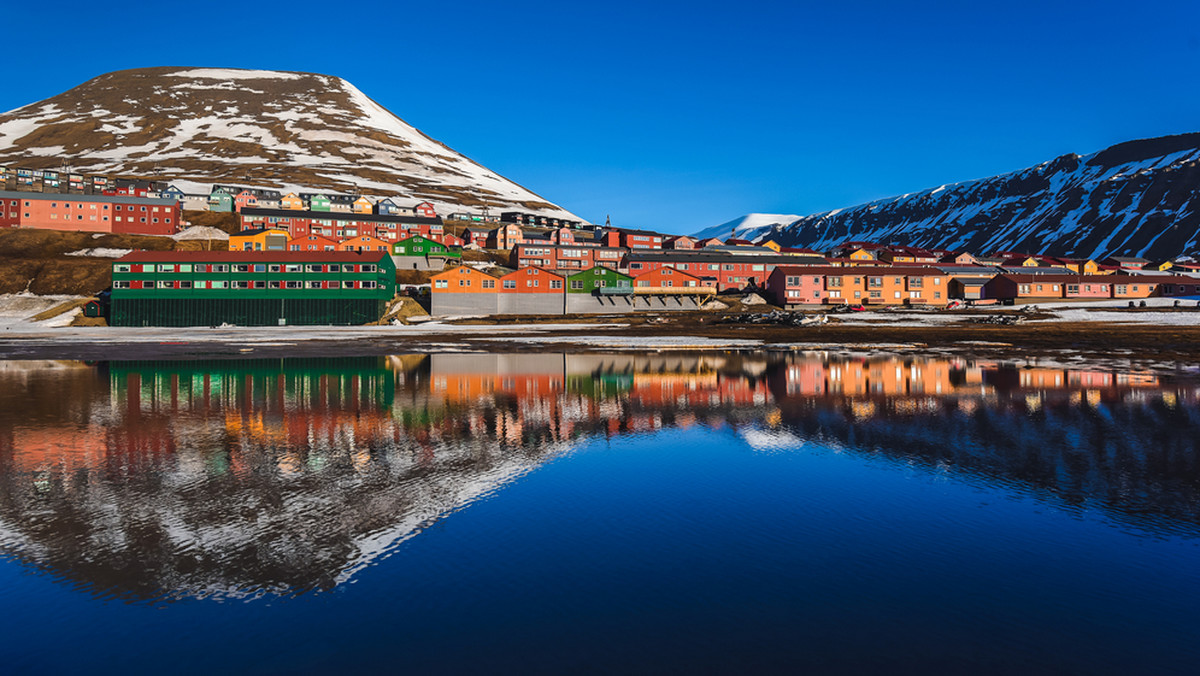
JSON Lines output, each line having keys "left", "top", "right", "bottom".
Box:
{"left": 0, "top": 352, "right": 1198, "bottom": 674}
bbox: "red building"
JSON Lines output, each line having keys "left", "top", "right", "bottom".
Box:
{"left": 0, "top": 190, "right": 180, "bottom": 236}
{"left": 510, "top": 243, "right": 627, "bottom": 271}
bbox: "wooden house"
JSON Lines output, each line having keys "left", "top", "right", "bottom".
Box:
{"left": 353, "top": 196, "right": 374, "bottom": 214}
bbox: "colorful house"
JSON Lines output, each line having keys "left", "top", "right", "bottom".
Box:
{"left": 288, "top": 234, "right": 338, "bottom": 252}
{"left": 430, "top": 266, "right": 500, "bottom": 316}
{"left": 229, "top": 227, "right": 290, "bottom": 252}
{"left": 499, "top": 268, "right": 566, "bottom": 315}
{"left": 208, "top": 188, "right": 235, "bottom": 212}
{"left": 281, "top": 193, "right": 305, "bottom": 210}
{"left": 391, "top": 234, "right": 462, "bottom": 271}
{"left": 305, "top": 194, "right": 332, "bottom": 211}
{"left": 353, "top": 196, "right": 374, "bottom": 214}
{"left": 232, "top": 190, "right": 259, "bottom": 212}
{"left": 375, "top": 198, "right": 408, "bottom": 216}
{"left": 414, "top": 201, "right": 437, "bottom": 218}
{"left": 337, "top": 235, "right": 391, "bottom": 252}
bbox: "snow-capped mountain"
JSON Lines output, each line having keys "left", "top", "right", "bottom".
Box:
{"left": 693, "top": 213, "right": 804, "bottom": 242}
{"left": 706, "top": 133, "right": 1200, "bottom": 259}
{"left": 0, "top": 67, "right": 582, "bottom": 220}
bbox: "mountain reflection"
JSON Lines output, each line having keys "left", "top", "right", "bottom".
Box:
{"left": 0, "top": 352, "right": 1196, "bottom": 601}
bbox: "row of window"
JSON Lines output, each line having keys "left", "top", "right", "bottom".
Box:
{"left": 114, "top": 280, "right": 378, "bottom": 290}
{"left": 116, "top": 263, "right": 377, "bottom": 274}
{"left": 785, "top": 275, "right": 942, "bottom": 287}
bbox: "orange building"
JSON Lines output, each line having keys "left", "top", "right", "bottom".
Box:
{"left": 288, "top": 234, "right": 338, "bottom": 252}
{"left": 337, "top": 235, "right": 391, "bottom": 252}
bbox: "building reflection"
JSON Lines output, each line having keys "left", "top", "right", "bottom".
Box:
{"left": 0, "top": 352, "right": 1196, "bottom": 601}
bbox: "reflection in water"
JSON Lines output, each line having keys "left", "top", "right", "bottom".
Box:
{"left": 0, "top": 353, "right": 1196, "bottom": 601}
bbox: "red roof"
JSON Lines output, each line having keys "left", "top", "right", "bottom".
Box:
{"left": 118, "top": 250, "right": 391, "bottom": 263}
{"left": 772, "top": 265, "right": 948, "bottom": 277}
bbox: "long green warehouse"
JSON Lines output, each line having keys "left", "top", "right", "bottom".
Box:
{"left": 110, "top": 250, "right": 396, "bottom": 327}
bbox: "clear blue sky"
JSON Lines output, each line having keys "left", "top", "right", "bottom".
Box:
{"left": 2, "top": 0, "right": 1198, "bottom": 234}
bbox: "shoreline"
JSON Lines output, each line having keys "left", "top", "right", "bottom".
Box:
{"left": 1, "top": 313, "right": 1199, "bottom": 377}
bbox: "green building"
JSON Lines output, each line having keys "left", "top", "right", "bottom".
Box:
{"left": 208, "top": 188, "right": 235, "bottom": 212}
{"left": 110, "top": 250, "right": 397, "bottom": 327}
{"left": 565, "top": 267, "right": 633, "bottom": 293}
{"left": 391, "top": 234, "right": 461, "bottom": 271}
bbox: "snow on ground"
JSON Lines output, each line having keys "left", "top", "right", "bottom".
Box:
{"left": 0, "top": 294, "right": 86, "bottom": 331}
{"left": 491, "top": 335, "right": 763, "bottom": 348}
{"left": 0, "top": 322, "right": 628, "bottom": 344}
{"left": 65, "top": 248, "right": 133, "bottom": 258}
{"left": 169, "top": 68, "right": 303, "bottom": 81}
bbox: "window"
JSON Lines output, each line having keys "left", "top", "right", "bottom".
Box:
{"left": 178, "top": 265, "right": 192, "bottom": 273}
{"left": 869, "top": 277, "right": 883, "bottom": 287}
{"left": 551, "top": 280, "right": 562, "bottom": 289}
{"left": 328, "top": 264, "right": 340, "bottom": 273}
{"left": 269, "top": 281, "right": 282, "bottom": 289}
{"left": 362, "top": 281, "right": 376, "bottom": 289}
{"left": 269, "top": 265, "right": 282, "bottom": 273}
{"left": 435, "top": 279, "right": 448, "bottom": 289}
{"left": 571, "top": 280, "right": 584, "bottom": 290}
{"left": 307, "top": 281, "right": 322, "bottom": 289}
{"left": 253, "top": 281, "right": 267, "bottom": 289}
{"left": 828, "top": 277, "right": 842, "bottom": 288}
{"left": 157, "top": 265, "right": 174, "bottom": 272}
{"left": 179, "top": 281, "right": 193, "bottom": 289}
{"left": 213, "top": 265, "right": 228, "bottom": 273}
{"left": 503, "top": 280, "right": 516, "bottom": 289}
{"left": 114, "top": 281, "right": 131, "bottom": 289}
{"left": 482, "top": 279, "right": 495, "bottom": 289}
{"left": 285, "top": 281, "right": 301, "bottom": 289}
{"left": 115, "top": 264, "right": 131, "bottom": 273}
{"left": 285, "top": 264, "right": 302, "bottom": 273}
{"left": 343, "top": 281, "right": 355, "bottom": 289}
{"left": 158, "top": 281, "right": 173, "bottom": 289}
{"left": 254, "top": 264, "right": 266, "bottom": 272}
{"left": 211, "top": 281, "right": 228, "bottom": 289}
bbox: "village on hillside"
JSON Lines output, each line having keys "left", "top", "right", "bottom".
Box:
{"left": 1, "top": 165, "right": 1198, "bottom": 327}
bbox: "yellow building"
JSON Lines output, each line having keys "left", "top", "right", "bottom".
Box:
{"left": 353, "top": 197, "right": 374, "bottom": 214}
{"left": 280, "top": 193, "right": 305, "bottom": 210}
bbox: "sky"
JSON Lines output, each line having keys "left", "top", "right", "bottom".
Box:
{"left": 2, "top": 0, "right": 1199, "bottom": 234}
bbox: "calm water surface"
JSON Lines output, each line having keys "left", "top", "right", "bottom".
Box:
{"left": 0, "top": 352, "right": 1198, "bottom": 674}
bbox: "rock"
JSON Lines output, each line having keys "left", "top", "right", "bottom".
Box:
{"left": 701, "top": 300, "right": 729, "bottom": 311}
{"left": 741, "top": 294, "right": 767, "bottom": 306}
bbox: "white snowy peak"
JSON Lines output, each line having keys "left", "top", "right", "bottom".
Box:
{"left": 0, "top": 67, "right": 581, "bottom": 221}
{"left": 693, "top": 213, "right": 804, "bottom": 242}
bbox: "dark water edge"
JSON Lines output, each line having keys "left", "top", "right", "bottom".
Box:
{"left": 0, "top": 351, "right": 1198, "bottom": 674}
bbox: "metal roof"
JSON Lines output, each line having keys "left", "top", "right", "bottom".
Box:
{"left": 117, "top": 250, "right": 391, "bottom": 263}
{"left": 0, "top": 190, "right": 178, "bottom": 206}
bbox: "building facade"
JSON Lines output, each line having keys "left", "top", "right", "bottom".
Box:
{"left": 110, "top": 251, "right": 396, "bottom": 326}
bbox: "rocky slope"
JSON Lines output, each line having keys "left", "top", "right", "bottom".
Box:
{"left": 707, "top": 133, "right": 1200, "bottom": 259}
{"left": 0, "top": 67, "right": 581, "bottom": 220}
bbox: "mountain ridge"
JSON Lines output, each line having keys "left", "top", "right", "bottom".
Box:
{"left": 698, "top": 133, "right": 1200, "bottom": 259}
{"left": 0, "top": 67, "right": 582, "bottom": 220}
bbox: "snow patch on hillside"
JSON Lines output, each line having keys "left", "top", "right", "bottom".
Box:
{"left": 693, "top": 213, "right": 802, "bottom": 241}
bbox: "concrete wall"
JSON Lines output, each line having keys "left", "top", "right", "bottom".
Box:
{"left": 498, "top": 293, "right": 565, "bottom": 316}
{"left": 391, "top": 255, "right": 447, "bottom": 271}
{"left": 566, "top": 294, "right": 636, "bottom": 314}
{"left": 431, "top": 292, "right": 497, "bottom": 317}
